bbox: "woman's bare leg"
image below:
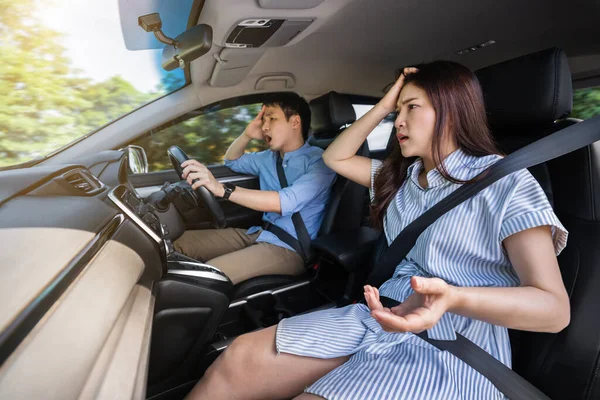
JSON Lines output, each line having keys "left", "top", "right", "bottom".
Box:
{"left": 293, "top": 394, "right": 326, "bottom": 399}
{"left": 186, "top": 325, "right": 349, "bottom": 400}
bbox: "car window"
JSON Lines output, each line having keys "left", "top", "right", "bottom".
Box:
{"left": 132, "top": 104, "right": 268, "bottom": 172}
{"left": 0, "top": 0, "right": 191, "bottom": 169}
{"left": 572, "top": 85, "right": 600, "bottom": 120}
{"left": 352, "top": 105, "right": 395, "bottom": 151}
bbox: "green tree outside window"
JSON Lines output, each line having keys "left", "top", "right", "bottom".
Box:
{"left": 133, "top": 104, "right": 268, "bottom": 172}
{"left": 571, "top": 86, "right": 600, "bottom": 120}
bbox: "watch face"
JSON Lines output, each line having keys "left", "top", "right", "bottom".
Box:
{"left": 223, "top": 183, "right": 235, "bottom": 199}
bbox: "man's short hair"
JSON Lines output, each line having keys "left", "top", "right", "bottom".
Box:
{"left": 263, "top": 92, "right": 311, "bottom": 141}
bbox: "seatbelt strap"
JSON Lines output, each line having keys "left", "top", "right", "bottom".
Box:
{"left": 375, "top": 295, "right": 552, "bottom": 400}
{"left": 262, "top": 221, "right": 305, "bottom": 257}
{"left": 263, "top": 153, "right": 312, "bottom": 262}
{"left": 368, "top": 115, "right": 600, "bottom": 288}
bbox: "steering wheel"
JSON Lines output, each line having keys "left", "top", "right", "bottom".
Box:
{"left": 167, "top": 145, "right": 227, "bottom": 229}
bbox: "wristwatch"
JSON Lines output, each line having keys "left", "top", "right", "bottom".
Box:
{"left": 222, "top": 182, "right": 236, "bottom": 200}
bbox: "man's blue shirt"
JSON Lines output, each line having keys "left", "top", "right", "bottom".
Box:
{"left": 224, "top": 142, "right": 337, "bottom": 253}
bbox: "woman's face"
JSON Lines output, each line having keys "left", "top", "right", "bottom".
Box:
{"left": 393, "top": 83, "right": 438, "bottom": 160}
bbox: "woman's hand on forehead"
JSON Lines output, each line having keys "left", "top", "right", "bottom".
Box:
{"left": 377, "top": 67, "right": 419, "bottom": 114}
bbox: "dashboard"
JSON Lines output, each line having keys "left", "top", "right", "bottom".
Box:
{"left": 109, "top": 184, "right": 163, "bottom": 243}
{"left": 0, "top": 149, "right": 164, "bottom": 399}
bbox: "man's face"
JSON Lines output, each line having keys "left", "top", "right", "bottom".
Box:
{"left": 261, "top": 105, "right": 300, "bottom": 152}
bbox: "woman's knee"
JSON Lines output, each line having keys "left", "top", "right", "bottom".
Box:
{"left": 219, "top": 328, "right": 275, "bottom": 376}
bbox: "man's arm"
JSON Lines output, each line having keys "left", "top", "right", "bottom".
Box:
{"left": 181, "top": 159, "right": 281, "bottom": 213}
{"left": 227, "top": 187, "right": 281, "bottom": 213}
{"left": 227, "top": 158, "right": 335, "bottom": 215}
{"left": 224, "top": 133, "right": 252, "bottom": 161}
{"left": 224, "top": 106, "right": 265, "bottom": 161}
{"left": 182, "top": 156, "right": 335, "bottom": 215}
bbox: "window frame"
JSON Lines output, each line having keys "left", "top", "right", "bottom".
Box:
{"left": 123, "top": 93, "right": 290, "bottom": 173}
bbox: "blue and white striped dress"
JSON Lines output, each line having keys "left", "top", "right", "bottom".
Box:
{"left": 276, "top": 149, "right": 568, "bottom": 399}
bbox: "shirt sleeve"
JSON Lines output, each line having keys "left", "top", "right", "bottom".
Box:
{"left": 499, "top": 170, "right": 568, "bottom": 255}
{"left": 223, "top": 152, "right": 261, "bottom": 176}
{"left": 278, "top": 158, "right": 337, "bottom": 217}
{"left": 370, "top": 159, "right": 384, "bottom": 203}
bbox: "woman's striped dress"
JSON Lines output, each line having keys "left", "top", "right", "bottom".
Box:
{"left": 276, "top": 149, "right": 568, "bottom": 399}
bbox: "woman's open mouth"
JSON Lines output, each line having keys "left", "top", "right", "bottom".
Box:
{"left": 265, "top": 135, "right": 272, "bottom": 144}
{"left": 397, "top": 134, "right": 409, "bottom": 144}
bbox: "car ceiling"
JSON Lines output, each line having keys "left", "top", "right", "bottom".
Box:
{"left": 42, "top": 0, "right": 600, "bottom": 164}
{"left": 190, "top": 0, "right": 600, "bottom": 104}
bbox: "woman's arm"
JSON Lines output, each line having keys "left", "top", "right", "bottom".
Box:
{"left": 366, "top": 225, "right": 570, "bottom": 333}
{"left": 450, "top": 225, "right": 570, "bottom": 332}
{"left": 321, "top": 105, "right": 388, "bottom": 188}
{"left": 322, "top": 68, "right": 418, "bottom": 188}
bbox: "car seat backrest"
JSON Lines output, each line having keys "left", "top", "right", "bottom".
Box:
{"left": 477, "top": 47, "right": 600, "bottom": 400}
{"left": 308, "top": 91, "right": 371, "bottom": 236}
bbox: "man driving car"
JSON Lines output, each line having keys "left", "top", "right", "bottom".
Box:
{"left": 174, "top": 92, "right": 337, "bottom": 284}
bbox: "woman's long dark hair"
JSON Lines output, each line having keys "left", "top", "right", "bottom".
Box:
{"left": 371, "top": 61, "right": 501, "bottom": 230}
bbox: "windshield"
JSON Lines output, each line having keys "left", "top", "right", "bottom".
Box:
{"left": 0, "top": 0, "right": 191, "bottom": 168}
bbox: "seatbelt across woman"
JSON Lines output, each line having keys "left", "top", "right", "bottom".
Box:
{"left": 366, "top": 115, "right": 600, "bottom": 399}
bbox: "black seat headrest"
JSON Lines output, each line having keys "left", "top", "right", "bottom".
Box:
{"left": 309, "top": 91, "right": 356, "bottom": 138}
{"left": 476, "top": 48, "right": 573, "bottom": 129}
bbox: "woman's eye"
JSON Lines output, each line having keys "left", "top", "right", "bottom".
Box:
{"left": 408, "top": 104, "right": 418, "bottom": 110}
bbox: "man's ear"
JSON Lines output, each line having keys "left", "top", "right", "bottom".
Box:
{"left": 292, "top": 115, "right": 300, "bottom": 129}
{"left": 291, "top": 115, "right": 301, "bottom": 130}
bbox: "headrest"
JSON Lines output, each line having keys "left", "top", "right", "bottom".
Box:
{"left": 476, "top": 48, "right": 572, "bottom": 128}
{"left": 309, "top": 91, "right": 356, "bottom": 137}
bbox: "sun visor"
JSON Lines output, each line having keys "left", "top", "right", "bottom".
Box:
{"left": 210, "top": 48, "right": 266, "bottom": 87}
{"left": 258, "top": 0, "right": 325, "bottom": 9}
{"left": 119, "top": 0, "right": 195, "bottom": 50}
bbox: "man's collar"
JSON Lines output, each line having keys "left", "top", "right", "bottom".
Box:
{"left": 280, "top": 141, "right": 310, "bottom": 160}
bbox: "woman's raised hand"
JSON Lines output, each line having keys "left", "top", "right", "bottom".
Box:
{"left": 377, "top": 67, "right": 419, "bottom": 114}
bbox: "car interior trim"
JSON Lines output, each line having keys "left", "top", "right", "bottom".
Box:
{"left": 109, "top": 186, "right": 163, "bottom": 243}
{"left": 0, "top": 214, "right": 125, "bottom": 367}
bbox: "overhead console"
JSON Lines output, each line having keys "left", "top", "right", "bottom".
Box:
{"left": 257, "top": 0, "right": 325, "bottom": 9}
{"left": 210, "top": 18, "right": 312, "bottom": 88}
{"left": 224, "top": 18, "right": 313, "bottom": 49}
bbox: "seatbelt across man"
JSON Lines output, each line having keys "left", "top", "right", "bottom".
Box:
{"left": 365, "top": 114, "right": 600, "bottom": 400}
{"left": 262, "top": 153, "right": 312, "bottom": 262}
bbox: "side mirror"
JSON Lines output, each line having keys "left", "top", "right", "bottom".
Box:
{"left": 138, "top": 13, "right": 212, "bottom": 71}
{"left": 123, "top": 145, "right": 149, "bottom": 174}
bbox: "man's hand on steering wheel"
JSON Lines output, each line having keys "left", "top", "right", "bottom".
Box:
{"left": 181, "top": 159, "right": 225, "bottom": 198}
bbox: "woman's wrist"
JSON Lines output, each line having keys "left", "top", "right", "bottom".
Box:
{"left": 446, "top": 285, "right": 465, "bottom": 313}
{"left": 372, "top": 103, "right": 394, "bottom": 119}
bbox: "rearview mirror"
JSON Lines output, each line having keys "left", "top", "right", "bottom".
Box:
{"left": 161, "top": 23, "right": 213, "bottom": 71}
{"left": 138, "top": 13, "right": 212, "bottom": 71}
